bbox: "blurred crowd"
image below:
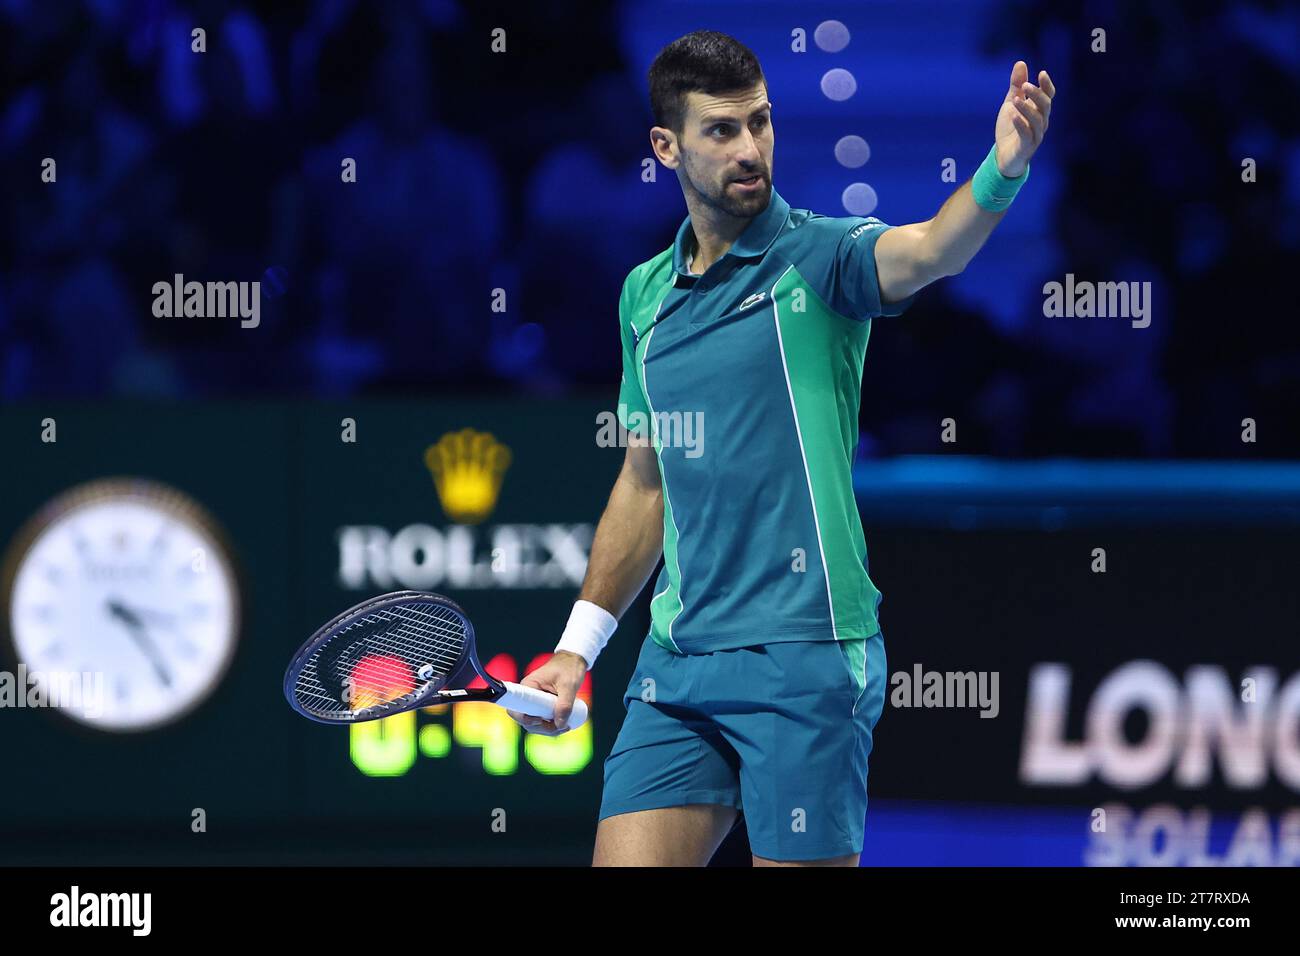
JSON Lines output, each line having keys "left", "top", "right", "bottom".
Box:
{"left": 0, "top": 0, "right": 1296, "bottom": 458}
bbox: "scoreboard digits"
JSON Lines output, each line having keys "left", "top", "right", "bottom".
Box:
{"left": 349, "top": 652, "right": 593, "bottom": 777}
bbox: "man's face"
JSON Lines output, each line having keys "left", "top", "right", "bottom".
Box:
{"left": 672, "top": 84, "right": 773, "bottom": 219}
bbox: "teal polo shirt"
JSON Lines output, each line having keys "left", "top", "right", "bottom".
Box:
{"left": 617, "top": 188, "right": 916, "bottom": 655}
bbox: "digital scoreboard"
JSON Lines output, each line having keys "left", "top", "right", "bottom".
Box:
{"left": 348, "top": 654, "right": 595, "bottom": 777}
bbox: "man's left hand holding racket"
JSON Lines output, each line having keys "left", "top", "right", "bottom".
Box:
{"left": 502, "top": 649, "right": 588, "bottom": 736}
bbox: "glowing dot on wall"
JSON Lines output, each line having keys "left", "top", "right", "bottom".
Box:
{"left": 814, "top": 20, "right": 851, "bottom": 53}
{"left": 842, "top": 182, "right": 879, "bottom": 217}
{"left": 820, "top": 68, "right": 857, "bottom": 102}
{"left": 835, "top": 135, "right": 871, "bottom": 168}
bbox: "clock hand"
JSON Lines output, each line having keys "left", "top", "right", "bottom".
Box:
{"left": 120, "top": 605, "right": 178, "bottom": 626}
{"left": 105, "top": 598, "right": 173, "bottom": 688}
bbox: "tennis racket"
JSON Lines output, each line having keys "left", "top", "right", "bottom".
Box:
{"left": 283, "top": 590, "right": 588, "bottom": 729}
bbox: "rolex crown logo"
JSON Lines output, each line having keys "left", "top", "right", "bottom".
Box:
{"left": 424, "top": 428, "right": 512, "bottom": 525}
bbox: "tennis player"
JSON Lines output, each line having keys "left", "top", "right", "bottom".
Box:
{"left": 508, "top": 30, "right": 1054, "bottom": 866}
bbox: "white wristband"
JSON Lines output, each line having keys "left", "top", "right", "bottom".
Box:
{"left": 554, "top": 600, "right": 618, "bottom": 669}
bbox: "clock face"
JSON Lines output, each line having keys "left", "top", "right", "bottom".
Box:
{"left": 2, "top": 479, "right": 240, "bottom": 732}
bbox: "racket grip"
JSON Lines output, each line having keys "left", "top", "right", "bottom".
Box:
{"left": 498, "top": 681, "right": 589, "bottom": 730}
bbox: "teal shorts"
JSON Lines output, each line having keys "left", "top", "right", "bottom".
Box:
{"left": 598, "top": 632, "right": 888, "bottom": 862}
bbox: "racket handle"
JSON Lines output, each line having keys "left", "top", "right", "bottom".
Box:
{"left": 498, "top": 681, "right": 589, "bottom": 730}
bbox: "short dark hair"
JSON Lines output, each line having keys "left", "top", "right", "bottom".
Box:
{"left": 647, "top": 30, "right": 766, "bottom": 134}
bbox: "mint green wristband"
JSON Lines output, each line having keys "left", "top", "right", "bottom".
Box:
{"left": 971, "top": 145, "right": 1028, "bottom": 211}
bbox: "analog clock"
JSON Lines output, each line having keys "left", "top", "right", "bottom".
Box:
{"left": 1, "top": 479, "right": 240, "bottom": 732}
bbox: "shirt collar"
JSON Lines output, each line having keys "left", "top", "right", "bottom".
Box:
{"left": 672, "top": 188, "right": 791, "bottom": 278}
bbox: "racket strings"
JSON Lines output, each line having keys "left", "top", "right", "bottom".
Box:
{"left": 292, "top": 602, "right": 467, "bottom": 719}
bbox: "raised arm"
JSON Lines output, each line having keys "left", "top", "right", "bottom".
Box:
{"left": 875, "top": 61, "right": 1056, "bottom": 303}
